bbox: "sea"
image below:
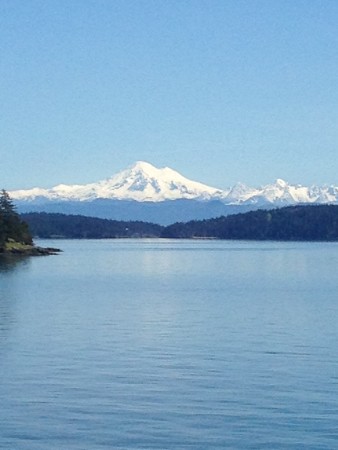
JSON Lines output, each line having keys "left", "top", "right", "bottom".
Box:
{"left": 1, "top": 239, "right": 338, "bottom": 449}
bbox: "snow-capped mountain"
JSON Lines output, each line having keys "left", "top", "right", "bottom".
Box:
{"left": 11, "top": 161, "right": 225, "bottom": 203}
{"left": 10, "top": 160, "right": 338, "bottom": 206}
{"left": 232, "top": 179, "right": 338, "bottom": 206}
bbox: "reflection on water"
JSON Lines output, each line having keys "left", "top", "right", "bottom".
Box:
{"left": 0, "top": 254, "right": 31, "bottom": 273}
{"left": 0, "top": 255, "right": 31, "bottom": 352}
{"left": 0, "top": 296, "right": 14, "bottom": 352}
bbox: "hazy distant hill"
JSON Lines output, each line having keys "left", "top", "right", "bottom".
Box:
{"left": 17, "top": 199, "right": 255, "bottom": 226}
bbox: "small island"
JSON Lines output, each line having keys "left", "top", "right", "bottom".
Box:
{"left": 0, "top": 190, "right": 60, "bottom": 256}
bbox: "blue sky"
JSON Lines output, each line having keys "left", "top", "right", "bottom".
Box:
{"left": 1, "top": 0, "right": 338, "bottom": 190}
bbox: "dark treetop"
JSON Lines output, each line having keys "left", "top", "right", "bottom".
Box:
{"left": 0, "top": 189, "right": 32, "bottom": 250}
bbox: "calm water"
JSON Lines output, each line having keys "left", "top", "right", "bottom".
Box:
{"left": 1, "top": 239, "right": 338, "bottom": 449}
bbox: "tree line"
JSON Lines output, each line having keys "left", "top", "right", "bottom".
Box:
{"left": 23, "top": 205, "right": 338, "bottom": 241}
{"left": 21, "top": 212, "right": 163, "bottom": 239}
{"left": 162, "top": 205, "right": 338, "bottom": 241}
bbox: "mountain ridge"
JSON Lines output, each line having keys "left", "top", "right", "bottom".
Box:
{"left": 11, "top": 161, "right": 224, "bottom": 203}
{"left": 10, "top": 161, "right": 338, "bottom": 206}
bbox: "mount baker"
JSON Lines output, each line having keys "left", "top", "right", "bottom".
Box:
{"left": 11, "top": 161, "right": 338, "bottom": 225}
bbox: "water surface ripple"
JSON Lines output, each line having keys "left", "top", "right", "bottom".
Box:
{"left": 1, "top": 239, "right": 338, "bottom": 449}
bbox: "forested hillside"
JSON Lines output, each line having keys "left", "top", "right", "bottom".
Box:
{"left": 20, "top": 205, "right": 338, "bottom": 242}
{"left": 21, "top": 212, "right": 163, "bottom": 239}
{"left": 162, "top": 205, "right": 338, "bottom": 241}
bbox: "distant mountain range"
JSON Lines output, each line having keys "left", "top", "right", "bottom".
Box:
{"left": 11, "top": 161, "right": 338, "bottom": 225}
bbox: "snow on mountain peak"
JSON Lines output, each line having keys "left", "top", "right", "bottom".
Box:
{"left": 275, "top": 178, "right": 288, "bottom": 188}
{"left": 10, "top": 161, "right": 224, "bottom": 203}
{"left": 9, "top": 161, "right": 338, "bottom": 207}
{"left": 128, "top": 161, "right": 159, "bottom": 175}
{"left": 101, "top": 161, "right": 224, "bottom": 201}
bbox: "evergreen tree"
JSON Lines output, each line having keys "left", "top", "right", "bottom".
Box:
{"left": 0, "top": 213, "right": 5, "bottom": 249}
{"left": 0, "top": 190, "right": 33, "bottom": 250}
{"left": 0, "top": 188, "right": 16, "bottom": 216}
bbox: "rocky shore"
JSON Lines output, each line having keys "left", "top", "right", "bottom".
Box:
{"left": 3, "top": 241, "right": 61, "bottom": 256}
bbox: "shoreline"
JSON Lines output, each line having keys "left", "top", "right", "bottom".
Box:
{"left": 2, "top": 242, "right": 62, "bottom": 256}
